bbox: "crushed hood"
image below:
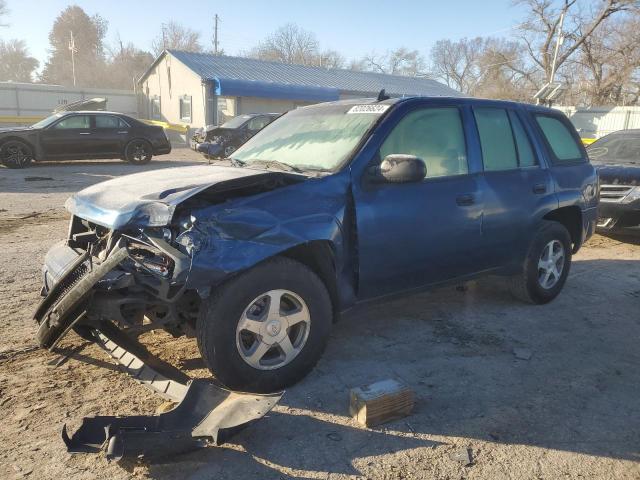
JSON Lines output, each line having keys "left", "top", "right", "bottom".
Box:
{"left": 65, "top": 165, "right": 277, "bottom": 229}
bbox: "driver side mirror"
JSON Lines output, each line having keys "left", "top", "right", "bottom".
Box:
{"left": 370, "top": 154, "right": 427, "bottom": 183}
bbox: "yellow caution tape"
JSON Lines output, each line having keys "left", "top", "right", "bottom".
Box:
{"left": 140, "top": 119, "right": 189, "bottom": 134}
{"left": 581, "top": 138, "right": 596, "bottom": 146}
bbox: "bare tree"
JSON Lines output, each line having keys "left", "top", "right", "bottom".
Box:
{"left": 429, "top": 38, "right": 486, "bottom": 92}
{"left": 0, "top": 39, "right": 38, "bottom": 81}
{"left": 152, "top": 22, "right": 203, "bottom": 56}
{"left": 40, "top": 6, "right": 109, "bottom": 87}
{"left": 249, "top": 23, "right": 319, "bottom": 65}
{"left": 515, "top": 0, "right": 635, "bottom": 87}
{"left": 105, "top": 36, "right": 154, "bottom": 89}
{"left": 567, "top": 12, "right": 640, "bottom": 105}
{"left": 359, "top": 48, "right": 426, "bottom": 76}
{"left": 317, "top": 49, "right": 345, "bottom": 69}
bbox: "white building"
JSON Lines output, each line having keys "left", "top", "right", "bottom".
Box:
{"left": 138, "top": 50, "right": 461, "bottom": 128}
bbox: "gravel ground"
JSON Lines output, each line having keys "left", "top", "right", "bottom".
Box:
{"left": 0, "top": 150, "right": 639, "bottom": 480}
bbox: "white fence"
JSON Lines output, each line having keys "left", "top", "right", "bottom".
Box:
{"left": 555, "top": 106, "right": 640, "bottom": 139}
{"left": 0, "top": 82, "right": 138, "bottom": 122}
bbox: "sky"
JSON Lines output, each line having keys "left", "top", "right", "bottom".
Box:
{"left": 1, "top": 0, "right": 530, "bottom": 70}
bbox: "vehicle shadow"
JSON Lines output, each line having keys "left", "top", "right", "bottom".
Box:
{"left": 111, "top": 257, "right": 640, "bottom": 477}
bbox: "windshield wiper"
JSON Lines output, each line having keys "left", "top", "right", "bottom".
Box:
{"left": 244, "top": 159, "right": 304, "bottom": 174}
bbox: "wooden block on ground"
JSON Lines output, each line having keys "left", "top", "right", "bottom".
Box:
{"left": 349, "top": 379, "right": 415, "bottom": 427}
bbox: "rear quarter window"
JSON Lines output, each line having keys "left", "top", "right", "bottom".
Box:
{"left": 535, "top": 115, "right": 584, "bottom": 163}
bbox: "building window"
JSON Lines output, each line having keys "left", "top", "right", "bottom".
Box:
{"left": 151, "top": 96, "right": 161, "bottom": 120}
{"left": 180, "top": 95, "right": 192, "bottom": 123}
{"left": 216, "top": 97, "right": 236, "bottom": 125}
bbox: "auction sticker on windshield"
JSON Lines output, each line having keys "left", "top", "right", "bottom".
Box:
{"left": 347, "top": 105, "right": 390, "bottom": 114}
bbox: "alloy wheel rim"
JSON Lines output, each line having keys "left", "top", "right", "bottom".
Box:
{"left": 235, "top": 289, "right": 311, "bottom": 371}
{"left": 537, "top": 239, "right": 565, "bottom": 289}
{"left": 132, "top": 143, "right": 149, "bottom": 161}
{"left": 4, "top": 144, "right": 30, "bottom": 167}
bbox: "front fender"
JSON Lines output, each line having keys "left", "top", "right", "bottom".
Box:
{"left": 184, "top": 172, "right": 351, "bottom": 290}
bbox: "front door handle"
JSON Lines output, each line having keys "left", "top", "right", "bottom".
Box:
{"left": 117, "top": 131, "right": 129, "bottom": 134}
{"left": 456, "top": 193, "right": 475, "bottom": 206}
{"left": 79, "top": 132, "right": 91, "bottom": 135}
{"left": 533, "top": 183, "right": 547, "bottom": 194}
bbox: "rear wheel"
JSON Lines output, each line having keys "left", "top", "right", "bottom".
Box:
{"left": 124, "top": 139, "right": 152, "bottom": 164}
{"left": 197, "top": 257, "right": 333, "bottom": 393}
{"left": 510, "top": 220, "right": 572, "bottom": 304}
{"left": 1, "top": 140, "right": 33, "bottom": 168}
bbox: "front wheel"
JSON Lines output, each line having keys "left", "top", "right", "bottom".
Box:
{"left": 1, "top": 140, "right": 33, "bottom": 168}
{"left": 510, "top": 220, "right": 572, "bottom": 304}
{"left": 124, "top": 139, "right": 152, "bottom": 164}
{"left": 197, "top": 257, "right": 333, "bottom": 393}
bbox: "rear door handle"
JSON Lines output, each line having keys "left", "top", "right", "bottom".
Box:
{"left": 456, "top": 194, "right": 475, "bottom": 206}
{"left": 533, "top": 183, "right": 547, "bottom": 194}
{"left": 117, "top": 131, "right": 129, "bottom": 134}
{"left": 79, "top": 132, "right": 91, "bottom": 135}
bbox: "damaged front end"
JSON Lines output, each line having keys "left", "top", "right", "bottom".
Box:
{"left": 35, "top": 217, "right": 196, "bottom": 349}
{"left": 32, "top": 166, "right": 311, "bottom": 459}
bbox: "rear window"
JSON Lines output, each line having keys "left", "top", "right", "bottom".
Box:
{"left": 535, "top": 115, "right": 583, "bottom": 162}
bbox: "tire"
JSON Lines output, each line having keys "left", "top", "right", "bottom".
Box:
{"left": 124, "top": 139, "right": 152, "bottom": 164}
{"left": 510, "top": 220, "right": 572, "bottom": 304}
{"left": 1, "top": 140, "right": 33, "bottom": 168}
{"left": 197, "top": 257, "right": 333, "bottom": 393}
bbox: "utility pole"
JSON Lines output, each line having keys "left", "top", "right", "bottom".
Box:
{"left": 213, "top": 14, "right": 220, "bottom": 55}
{"left": 68, "top": 30, "right": 77, "bottom": 87}
{"left": 549, "top": 10, "right": 565, "bottom": 84}
{"left": 161, "top": 23, "right": 167, "bottom": 50}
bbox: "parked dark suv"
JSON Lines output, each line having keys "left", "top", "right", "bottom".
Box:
{"left": 35, "top": 97, "right": 598, "bottom": 393}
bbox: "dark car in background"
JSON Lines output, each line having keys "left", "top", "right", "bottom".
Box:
{"left": 36, "top": 96, "right": 597, "bottom": 393}
{"left": 0, "top": 111, "right": 171, "bottom": 168}
{"left": 587, "top": 129, "right": 640, "bottom": 235}
{"left": 191, "top": 113, "right": 279, "bottom": 160}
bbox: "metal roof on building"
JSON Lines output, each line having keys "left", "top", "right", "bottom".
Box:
{"left": 150, "top": 50, "right": 461, "bottom": 99}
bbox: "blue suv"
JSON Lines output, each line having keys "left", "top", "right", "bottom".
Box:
{"left": 35, "top": 96, "right": 598, "bottom": 393}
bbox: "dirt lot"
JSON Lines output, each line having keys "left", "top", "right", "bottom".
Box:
{"left": 1, "top": 150, "right": 639, "bottom": 480}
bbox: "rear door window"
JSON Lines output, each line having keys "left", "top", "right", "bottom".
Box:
{"left": 474, "top": 108, "right": 518, "bottom": 171}
{"left": 95, "top": 115, "right": 128, "bottom": 129}
{"left": 535, "top": 115, "right": 583, "bottom": 162}
{"left": 379, "top": 107, "right": 468, "bottom": 178}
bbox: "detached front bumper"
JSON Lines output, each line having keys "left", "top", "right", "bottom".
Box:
{"left": 193, "top": 141, "right": 223, "bottom": 159}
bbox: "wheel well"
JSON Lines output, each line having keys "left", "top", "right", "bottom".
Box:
{"left": 124, "top": 138, "right": 152, "bottom": 152}
{"left": 279, "top": 241, "right": 340, "bottom": 320}
{"left": 543, "top": 206, "right": 582, "bottom": 250}
{"left": 0, "top": 136, "right": 34, "bottom": 151}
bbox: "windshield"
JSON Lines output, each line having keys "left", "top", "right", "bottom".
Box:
{"left": 220, "top": 115, "right": 253, "bottom": 129}
{"left": 231, "top": 103, "right": 387, "bottom": 172}
{"left": 31, "top": 113, "right": 65, "bottom": 129}
{"left": 588, "top": 134, "right": 640, "bottom": 165}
